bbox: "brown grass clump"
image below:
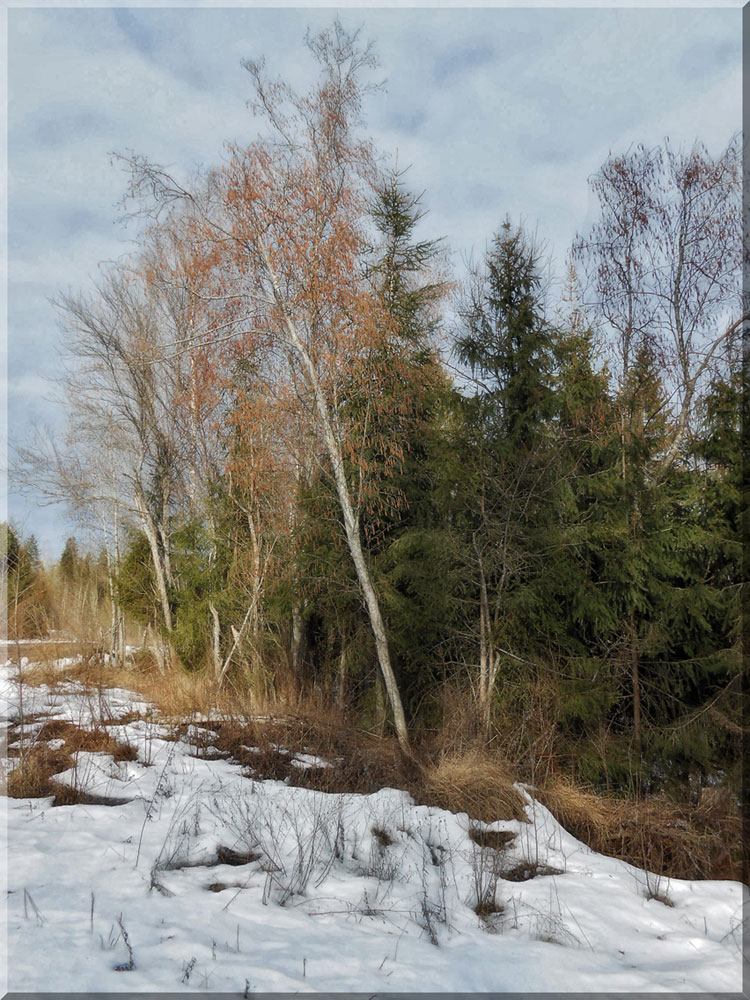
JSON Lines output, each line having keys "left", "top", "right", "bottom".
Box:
{"left": 535, "top": 779, "right": 610, "bottom": 845}
{"left": 6, "top": 718, "right": 138, "bottom": 801}
{"left": 6, "top": 744, "right": 75, "bottom": 798}
{"left": 422, "top": 750, "right": 528, "bottom": 824}
{"left": 537, "top": 777, "right": 743, "bottom": 883}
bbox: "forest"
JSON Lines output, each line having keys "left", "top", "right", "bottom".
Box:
{"left": 9, "top": 24, "right": 744, "bottom": 877}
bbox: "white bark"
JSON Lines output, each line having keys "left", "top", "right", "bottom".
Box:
{"left": 209, "top": 602, "right": 221, "bottom": 680}
{"left": 656, "top": 312, "right": 748, "bottom": 474}
{"left": 134, "top": 486, "right": 173, "bottom": 634}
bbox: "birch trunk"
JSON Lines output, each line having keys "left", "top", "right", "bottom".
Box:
{"left": 209, "top": 602, "right": 221, "bottom": 680}
{"left": 134, "top": 487, "right": 173, "bottom": 634}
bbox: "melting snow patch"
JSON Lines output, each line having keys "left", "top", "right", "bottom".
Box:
{"left": 290, "top": 753, "right": 332, "bottom": 770}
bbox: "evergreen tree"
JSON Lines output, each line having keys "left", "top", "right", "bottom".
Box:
{"left": 539, "top": 312, "right": 624, "bottom": 777}
{"left": 294, "top": 170, "right": 455, "bottom": 714}
{"left": 453, "top": 219, "right": 559, "bottom": 728}
{"left": 59, "top": 537, "right": 80, "bottom": 582}
{"left": 639, "top": 351, "right": 743, "bottom": 794}
{"left": 2, "top": 523, "right": 51, "bottom": 639}
{"left": 545, "top": 326, "right": 741, "bottom": 794}
{"left": 116, "top": 530, "right": 160, "bottom": 630}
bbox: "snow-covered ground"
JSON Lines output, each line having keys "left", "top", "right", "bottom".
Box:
{"left": 1, "top": 655, "right": 745, "bottom": 993}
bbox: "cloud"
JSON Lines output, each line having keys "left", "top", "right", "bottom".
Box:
{"left": 113, "top": 8, "right": 157, "bottom": 56}
{"left": 433, "top": 42, "right": 495, "bottom": 84}
{"left": 7, "top": 374, "right": 55, "bottom": 403}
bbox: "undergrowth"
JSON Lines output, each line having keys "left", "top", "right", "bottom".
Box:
{"left": 6, "top": 651, "right": 744, "bottom": 883}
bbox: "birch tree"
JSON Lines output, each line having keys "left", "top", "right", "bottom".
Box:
{"left": 574, "top": 136, "right": 744, "bottom": 472}
{"left": 124, "top": 23, "right": 411, "bottom": 748}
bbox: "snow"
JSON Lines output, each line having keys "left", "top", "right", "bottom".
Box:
{"left": 1, "top": 657, "right": 745, "bottom": 993}
{"left": 290, "top": 753, "right": 332, "bottom": 770}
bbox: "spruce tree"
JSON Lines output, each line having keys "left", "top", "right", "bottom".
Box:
{"left": 541, "top": 313, "right": 623, "bottom": 778}
{"left": 453, "top": 219, "right": 559, "bottom": 728}
{"left": 296, "top": 169, "right": 455, "bottom": 713}
{"left": 59, "top": 537, "right": 80, "bottom": 582}
{"left": 364, "top": 171, "right": 456, "bottom": 710}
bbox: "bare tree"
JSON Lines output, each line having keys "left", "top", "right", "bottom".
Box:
{"left": 123, "top": 24, "right": 411, "bottom": 749}
{"left": 59, "top": 272, "right": 183, "bottom": 644}
{"left": 574, "top": 135, "right": 745, "bottom": 472}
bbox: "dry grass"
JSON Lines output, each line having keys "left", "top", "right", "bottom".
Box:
{"left": 7, "top": 745, "right": 75, "bottom": 799}
{"left": 6, "top": 641, "right": 99, "bottom": 683}
{"left": 37, "top": 719, "right": 138, "bottom": 762}
{"left": 206, "top": 713, "right": 422, "bottom": 798}
{"left": 131, "top": 665, "right": 237, "bottom": 719}
{"left": 421, "top": 750, "right": 528, "bottom": 824}
{"left": 8, "top": 651, "right": 744, "bottom": 882}
{"left": 468, "top": 826, "right": 516, "bottom": 850}
{"left": 536, "top": 777, "right": 744, "bottom": 883}
{"left": 6, "top": 719, "right": 138, "bottom": 801}
{"left": 157, "top": 706, "right": 527, "bottom": 826}
{"left": 17, "top": 652, "right": 238, "bottom": 721}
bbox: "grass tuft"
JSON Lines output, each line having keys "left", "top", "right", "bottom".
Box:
{"left": 423, "top": 750, "right": 528, "bottom": 824}
{"left": 7, "top": 746, "right": 73, "bottom": 798}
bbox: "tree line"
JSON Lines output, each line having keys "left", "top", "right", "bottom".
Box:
{"left": 17, "top": 24, "right": 744, "bottom": 797}
{"left": 1, "top": 525, "right": 116, "bottom": 643}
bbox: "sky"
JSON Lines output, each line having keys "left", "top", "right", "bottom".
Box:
{"left": 4, "top": 3, "right": 742, "bottom": 560}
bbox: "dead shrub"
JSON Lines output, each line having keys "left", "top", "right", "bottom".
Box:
{"left": 468, "top": 836, "right": 505, "bottom": 924}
